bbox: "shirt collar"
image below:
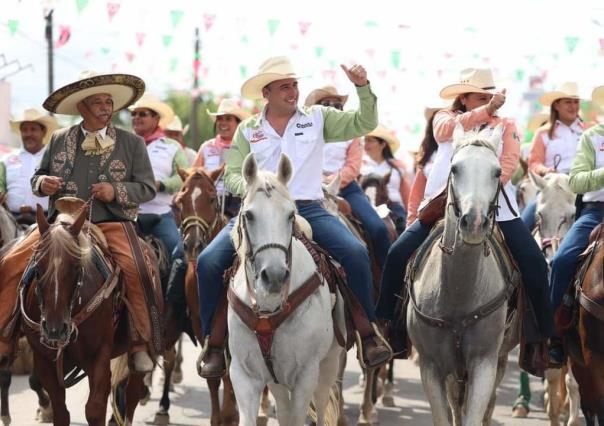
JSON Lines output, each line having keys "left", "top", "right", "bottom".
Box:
{"left": 258, "top": 104, "right": 310, "bottom": 125}
{"left": 555, "top": 118, "right": 583, "bottom": 133}
{"left": 80, "top": 125, "right": 108, "bottom": 139}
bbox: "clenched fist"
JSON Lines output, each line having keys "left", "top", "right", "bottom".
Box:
{"left": 40, "top": 176, "right": 64, "bottom": 196}
{"left": 487, "top": 89, "right": 507, "bottom": 115}
{"left": 91, "top": 183, "right": 115, "bottom": 202}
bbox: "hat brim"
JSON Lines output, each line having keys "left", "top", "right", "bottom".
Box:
{"left": 439, "top": 84, "right": 497, "bottom": 100}
{"left": 9, "top": 116, "right": 60, "bottom": 145}
{"left": 43, "top": 74, "right": 145, "bottom": 115}
{"left": 241, "top": 73, "right": 303, "bottom": 100}
{"left": 540, "top": 91, "right": 581, "bottom": 107}
{"left": 593, "top": 86, "right": 604, "bottom": 108}
{"left": 206, "top": 109, "right": 251, "bottom": 122}
{"left": 527, "top": 113, "right": 550, "bottom": 133}
{"left": 366, "top": 129, "right": 400, "bottom": 154}
{"left": 304, "top": 89, "right": 348, "bottom": 107}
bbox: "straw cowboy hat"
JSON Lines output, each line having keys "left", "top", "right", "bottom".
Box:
{"left": 128, "top": 93, "right": 175, "bottom": 128}
{"left": 592, "top": 85, "right": 604, "bottom": 108}
{"left": 207, "top": 98, "right": 251, "bottom": 122}
{"left": 43, "top": 70, "right": 145, "bottom": 115}
{"left": 241, "top": 56, "right": 303, "bottom": 100}
{"left": 164, "top": 115, "right": 189, "bottom": 135}
{"left": 366, "top": 124, "right": 400, "bottom": 154}
{"left": 540, "top": 82, "right": 581, "bottom": 107}
{"left": 527, "top": 108, "right": 550, "bottom": 133}
{"left": 304, "top": 85, "right": 349, "bottom": 107}
{"left": 439, "top": 68, "right": 498, "bottom": 100}
{"left": 10, "top": 108, "right": 60, "bottom": 145}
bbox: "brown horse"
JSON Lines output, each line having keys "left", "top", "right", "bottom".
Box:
{"left": 20, "top": 205, "right": 147, "bottom": 426}
{"left": 152, "top": 166, "right": 238, "bottom": 426}
{"left": 559, "top": 223, "right": 604, "bottom": 425}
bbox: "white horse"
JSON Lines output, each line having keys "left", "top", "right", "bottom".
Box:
{"left": 528, "top": 171, "right": 581, "bottom": 426}
{"left": 228, "top": 153, "right": 344, "bottom": 426}
{"left": 408, "top": 123, "right": 520, "bottom": 425}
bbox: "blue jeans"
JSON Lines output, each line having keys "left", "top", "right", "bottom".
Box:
{"left": 196, "top": 201, "right": 376, "bottom": 337}
{"left": 138, "top": 212, "right": 182, "bottom": 263}
{"left": 550, "top": 205, "right": 603, "bottom": 312}
{"left": 376, "top": 219, "right": 431, "bottom": 320}
{"left": 340, "top": 181, "right": 391, "bottom": 269}
{"left": 520, "top": 199, "right": 538, "bottom": 231}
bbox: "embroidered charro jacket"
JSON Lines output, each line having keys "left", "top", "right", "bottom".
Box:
{"left": 31, "top": 124, "right": 156, "bottom": 223}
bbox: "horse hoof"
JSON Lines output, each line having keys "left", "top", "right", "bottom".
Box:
{"left": 381, "top": 395, "right": 395, "bottom": 407}
{"left": 337, "top": 415, "right": 351, "bottom": 426}
{"left": 172, "top": 370, "right": 183, "bottom": 384}
{"left": 1, "top": 415, "right": 10, "bottom": 425}
{"left": 139, "top": 386, "right": 151, "bottom": 406}
{"left": 256, "top": 415, "right": 269, "bottom": 426}
{"left": 511, "top": 405, "right": 528, "bottom": 418}
{"left": 151, "top": 412, "right": 169, "bottom": 425}
{"left": 36, "top": 405, "right": 53, "bottom": 423}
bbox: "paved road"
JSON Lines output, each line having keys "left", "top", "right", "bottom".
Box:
{"left": 6, "top": 340, "right": 572, "bottom": 425}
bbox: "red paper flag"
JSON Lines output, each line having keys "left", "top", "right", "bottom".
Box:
{"left": 203, "top": 13, "right": 215, "bottom": 31}
{"left": 298, "top": 21, "right": 311, "bottom": 36}
{"left": 136, "top": 32, "right": 145, "bottom": 47}
{"left": 107, "top": 2, "right": 120, "bottom": 21}
{"left": 55, "top": 25, "right": 71, "bottom": 48}
{"left": 125, "top": 52, "right": 134, "bottom": 62}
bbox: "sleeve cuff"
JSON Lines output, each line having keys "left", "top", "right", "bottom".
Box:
{"left": 355, "top": 84, "right": 373, "bottom": 99}
{"left": 33, "top": 176, "right": 45, "bottom": 196}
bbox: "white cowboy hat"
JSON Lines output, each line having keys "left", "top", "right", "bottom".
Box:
{"left": 241, "top": 56, "right": 303, "bottom": 100}
{"left": 128, "top": 93, "right": 175, "bottom": 128}
{"left": 540, "top": 82, "right": 581, "bottom": 107}
{"left": 304, "top": 85, "right": 349, "bottom": 107}
{"left": 366, "top": 124, "right": 400, "bottom": 154}
{"left": 164, "top": 115, "right": 189, "bottom": 135}
{"left": 592, "top": 85, "right": 604, "bottom": 108}
{"left": 207, "top": 98, "right": 251, "bottom": 122}
{"left": 10, "top": 108, "right": 60, "bottom": 145}
{"left": 439, "top": 68, "right": 498, "bottom": 100}
{"left": 527, "top": 108, "right": 550, "bottom": 133}
{"left": 43, "top": 70, "right": 145, "bottom": 115}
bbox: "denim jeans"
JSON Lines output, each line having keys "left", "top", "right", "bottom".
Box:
{"left": 520, "top": 199, "right": 538, "bottom": 231}
{"left": 550, "top": 205, "right": 603, "bottom": 312}
{"left": 196, "top": 201, "right": 376, "bottom": 337}
{"left": 340, "top": 181, "right": 391, "bottom": 269}
{"left": 138, "top": 212, "right": 182, "bottom": 264}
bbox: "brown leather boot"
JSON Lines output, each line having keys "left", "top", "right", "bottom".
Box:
{"left": 356, "top": 323, "right": 393, "bottom": 369}
{"left": 196, "top": 338, "right": 226, "bottom": 379}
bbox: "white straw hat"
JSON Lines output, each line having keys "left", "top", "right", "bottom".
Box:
{"left": 439, "top": 68, "right": 498, "bottom": 100}
{"left": 241, "top": 56, "right": 303, "bottom": 100}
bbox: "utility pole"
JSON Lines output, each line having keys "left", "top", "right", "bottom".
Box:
{"left": 45, "top": 9, "right": 54, "bottom": 94}
{"left": 190, "top": 27, "right": 201, "bottom": 149}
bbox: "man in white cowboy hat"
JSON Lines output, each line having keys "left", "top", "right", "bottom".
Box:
{"left": 304, "top": 85, "right": 393, "bottom": 273}
{"left": 196, "top": 55, "right": 392, "bottom": 378}
{"left": 0, "top": 70, "right": 161, "bottom": 372}
{"left": 129, "top": 94, "right": 188, "bottom": 282}
{"left": 2, "top": 108, "right": 59, "bottom": 219}
{"left": 164, "top": 115, "right": 196, "bottom": 165}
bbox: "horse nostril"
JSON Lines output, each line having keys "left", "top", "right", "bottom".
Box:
{"left": 260, "top": 268, "right": 269, "bottom": 283}
{"left": 41, "top": 320, "right": 47, "bottom": 334}
{"left": 283, "top": 269, "right": 290, "bottom": 283}
{"left": 460, "top": 214, "right": 470, "bottom": 229}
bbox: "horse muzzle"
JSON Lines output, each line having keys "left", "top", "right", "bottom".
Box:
{"left": 41, "top": 318, "right": 71, "bottom": 344}
{"left": 458, "top": 210, "right": 490, "bottom": 244}
{"left": 258, "top": 264, "right": 290, "bottom": 295}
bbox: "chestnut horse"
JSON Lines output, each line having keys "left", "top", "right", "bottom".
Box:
{"left": 21, "top": 205, "right": 149, "bottom": 426}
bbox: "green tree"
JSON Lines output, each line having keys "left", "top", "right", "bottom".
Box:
{"left": 165, "top": 91, "right": 219, "bottom": 151}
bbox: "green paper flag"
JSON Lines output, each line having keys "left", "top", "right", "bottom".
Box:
{"left": 565, "top": 36, "right": 579, "bottom": 53}
{"left": 240, "top": 65, "right": 247, "bottom": 78}
{"left": 391, "top": 50, "right": 401, "bottom": 69}
{"left": 240, "top": 35, "right": 248, "bottom": 44}
{"left": 464, "top": 26, "right": 477, "bottom": 32}
{"left": 170, "top": 10, "right": 184, "bottom": 28}
{"left": 101, "top": 47, "right": 110, "bottom": 55}
{"left": 7, "top": 19, "right": 18, "bottom": 36}
{"left": 328, "top": 59, "right": 336, "bottom": 69}
{"left": 170, "top": 58, "right": 178, "bottom": 72}
{"left": 75, "top": 0, "right": 89, "bottom": 13}
{"left": 315, "top": 46, "right": 323, "bottom": 58}
{"left": 515, "top": 69, "right": 525, "bottom": 81}
{"left": 365, "top": 21, "right": 378, "bottom": 28}
{"left": 267, "top": 19, "right": 279, "bottom": 36}
{"left": 162, "top": 35, "right": 172, "bottom": 47}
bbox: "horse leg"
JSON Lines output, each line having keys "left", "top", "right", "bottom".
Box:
{"left": 221, "top": 374, "right": 239, "bottom": 425}
{"left": 565, "top": 366, "right": 581, "bottom": 426}
{"left": 483, "top": 355, "right": 509, "bottom": 425}
{"left": 336, "top": 350, "right": 350, "bottom": 426}
{"left": 267, "top": 383, "right": 291, "bottom": 425}
{"left": 512, "top": 371, "right": 530, "bottom": 418}
{"left": 229, "top": 361, "right": 264, "bottom": 426}
{"left": 260, "top": 386, "right": 272, "bottom": 418}
{"left": 124, "top": 372, "right": 146, "bottom": 424}
{"left": 544, "top": 368, "right": 562, "bottom": 425}
{"left": 357, "top": 368, "right": 377, "bottom": 426}
{"left": 311, "top": 345, "right": 343, "bottom": 426}
{"left": 33, "top": 353, "right": 69, "bottom": 426}
{"left": 152, "top": 350, "right": 175, "bottom": 425}
{"left": 381, "top": 359, "right": 395, "bottom": 408}
{"left": 29, "top": 374, "right": 53, "bottom": 422}
{"left": 418, "top": 360, "right": 449, "bottom": 426}
{"left": 207, "top": 378, "right": 222, "bottom": 426}
{"left": 85, "top": 356, "right": 112, "bottom": 426}
{"left": 288, "top": 366, "right": 321, "bottom": 426}
{"left": 0, "top": 370, "right": 10, "bottom": 426}
{"left": 444, "top": 375, "right": 461, "bottom": 426}
{"left": 172, "top": 336, "right": 184, "bottom": 384}
{"left": 464, "top": 357, "right": 499, "bottom": 426}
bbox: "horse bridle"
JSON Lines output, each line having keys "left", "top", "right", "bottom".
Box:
{"left": 236, "top": 184, "right": 294, "bottom": 315}
{"left": 536, "top": 212, "right": 568, "bottom": 258}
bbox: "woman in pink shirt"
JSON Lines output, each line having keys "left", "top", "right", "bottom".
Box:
{"left": 376, "top": 69, "right": 555, "bottom": 366}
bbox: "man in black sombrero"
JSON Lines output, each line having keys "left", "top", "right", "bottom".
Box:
{"left": 0, "top": 71, "right": 161, "bottom": 372}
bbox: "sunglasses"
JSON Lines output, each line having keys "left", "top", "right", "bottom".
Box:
{"left": 131, "top": 111, "right": 153, "bottom": 118}
{"left": 320, "top": 101, "right": 344, "bottom": 111}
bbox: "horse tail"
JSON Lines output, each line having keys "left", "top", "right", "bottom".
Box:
{"left": 308, "top": 383, "right": 340, "bottom": 426}
{"left": 111, "top": 353, "right": 130, "bottom": 388}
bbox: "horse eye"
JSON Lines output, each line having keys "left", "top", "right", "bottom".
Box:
{"left": 450, "top": 165, "right": 458, "bottom": 175}
{"left": 244, "top": 210, "right": 254, "bottom": 221}
{"left": 494, "top": 168, "right": 502, "bottom": 178}
{"left": 288, "top": 211, "right": 295, "bottom": 221}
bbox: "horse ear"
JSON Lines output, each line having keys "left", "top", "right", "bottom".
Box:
{"left": 383, "top": 172, "right": 391, "bottom": 185}
{"left": 242, "top": 153, "right": 258, "bottom": 185}
{"left": 36, "top": 204, "right": 49, "bottom": 235}
{"left": 452, "top": 122, "right": 465, "bottom": 147}
{"left": 209, "top": 164, "right": 225, "bottom": 183}
{"left": 69, "top": 204, "right": 88, "bottom": 236}
{"left": 488, "top": 123, "right": 504, "bottom": 152}
{"left": 324, "top": 173, "right": 341, "bottom": 196}
{"left": 276, "top": 153, "right": 293, "bottom": 185}
{"left": 529, "top": 170, "right": 547, "bottom": 191}
{"left": 176, "top": 165, "right": 189, "bottom": 182}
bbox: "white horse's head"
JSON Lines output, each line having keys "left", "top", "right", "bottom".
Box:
{"left": 530, "top": 171, "right": 575, "bottom": 257}
{"left": 450, "top": 123, "right": 504, "bottom": 245}
{"left": 236, "top": 153, "right": 296, "bottom": 309}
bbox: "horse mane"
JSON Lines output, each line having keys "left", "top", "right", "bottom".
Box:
{"left": 35, "top": 213, "right": 92, "bottom": 285}
{"left": 453, "top": 132, "right": 498, "bottom": 156}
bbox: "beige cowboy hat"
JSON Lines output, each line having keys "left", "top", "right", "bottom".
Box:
{"left": 540, "top": 82, "right": 581, "bottom": 107}
{"left": 304, "top": 85, "right": 349, "bottom": 107}
{"left": 43, "top": 70, "right": 145, "bottom": 115}
{"left": 592, "top": 85, "right": 604, "bottom": 108}
{"left": 128, "top": 93, "right": 175, "bottom": 128}
{"left": 207, "top": 98, "right": 251, "bottom": 122}
{"left": 366, "top": 124, "right": 400, "bottom": 154}
{"left": 241, "top": 56, "right": 304, "bottom": 100}
{"left": 439, "top": 68, "right": 498, "bottom": 100}
{"left": 164, "top": 115, "right": 189, "bottom": 135}
{"left": 527, "top": 108, "right": 550, "bottom": 133}
{"left": 10, "top": 108, "right": 60, "bottom": 145}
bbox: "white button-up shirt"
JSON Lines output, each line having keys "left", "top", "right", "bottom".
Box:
{"left": 4, "top": 147, "right": 49, "bottom": 212}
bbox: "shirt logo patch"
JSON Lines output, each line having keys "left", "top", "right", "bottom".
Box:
{"left": 250, "top": 130, "right": 268, "bottom": 144}
{"left": 296, "top": 122, "right": 313, "bottom": 129}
